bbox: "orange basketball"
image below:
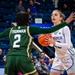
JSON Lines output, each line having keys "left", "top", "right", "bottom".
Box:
{"left": 38, "top": 33, "right": 52, "bottom": 46}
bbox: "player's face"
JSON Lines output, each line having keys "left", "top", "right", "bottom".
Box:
{"left": 51, "top": 11, "right": 62, "bottom": 25}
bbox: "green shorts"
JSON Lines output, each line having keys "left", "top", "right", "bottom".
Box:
{"left": 5, "top": 56, "right": 37, "bottom": 75}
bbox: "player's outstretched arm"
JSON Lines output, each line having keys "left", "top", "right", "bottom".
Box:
{"left": 0, "top": 28, "right": 11, "bottom": 38}
{"left": 30, "top": 12, "right": 75, "bottom": 35}
{"left": 66, "top": 12, "right": 75, "bottom": 24}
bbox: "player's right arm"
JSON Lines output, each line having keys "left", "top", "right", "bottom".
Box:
{"left": 0, "top": 28, "right": 11, "bottom": 38}
{"left": 54, "top": 26, "right": 71, "bottom": 49}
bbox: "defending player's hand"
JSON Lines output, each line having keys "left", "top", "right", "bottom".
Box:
{"left": 65, "top": 12, "right": 75, "bottom": 24}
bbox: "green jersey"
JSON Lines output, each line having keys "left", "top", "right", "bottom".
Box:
{"left": 0, "top": 22, "right": 66, "bottom": 57}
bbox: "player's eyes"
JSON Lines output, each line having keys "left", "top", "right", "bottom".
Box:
{"left": 55, "top": 13, "right": 58, "bottom": 16}
{"left": 51, "top": 13, "right": 58, "bottom": 17}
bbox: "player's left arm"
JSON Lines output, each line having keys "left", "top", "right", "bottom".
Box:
{"left": 0, "top": 28, "right": 11, "bottom": 38}
{"left": 54, "top": 26, "right": 71, "bottom": 49}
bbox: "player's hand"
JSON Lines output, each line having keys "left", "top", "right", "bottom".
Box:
{"left": 66, "top": 12, "right": 75, "bottom": 24}
{"left": 45, "top": 36, "right": 56, "bottom": 45}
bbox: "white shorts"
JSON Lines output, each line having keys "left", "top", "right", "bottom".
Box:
{"left": 50, "top": 55, "right": 75, "bottom": 74}
{"left": 67, "top": 55, "right": 75, "bottom": 74}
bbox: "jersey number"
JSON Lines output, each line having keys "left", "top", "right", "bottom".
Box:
{"left": 13, "top": 34, "right": 21, "bottom": 48}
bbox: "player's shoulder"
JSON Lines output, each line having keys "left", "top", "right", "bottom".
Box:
{"left": 62, "top": 26, "right": 69, "bottom": 30}
{"left": 63, "top": 26, "right": 69, "bottom": 28}
{"left": 61, "top": 26, "right": 70, "bottom": 33}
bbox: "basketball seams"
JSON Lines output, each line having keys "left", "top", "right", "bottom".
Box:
{"left": 38, "top": 34, "right": 52, "bottom": 46}
{"left": 38, "top": 34, "right": 46, "bottom": 39}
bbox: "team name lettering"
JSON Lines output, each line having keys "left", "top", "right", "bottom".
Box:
{"left": 53, "top": 36, "right": 62, "bottom": 40}
{"left": 12, "top": 29, "right": 26, "bottom": 34}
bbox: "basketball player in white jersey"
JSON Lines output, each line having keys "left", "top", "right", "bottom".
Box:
{"left": 45, "top": 10, "right": 75, "bottom": 75}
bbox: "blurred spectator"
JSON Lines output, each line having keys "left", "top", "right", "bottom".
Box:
{"left": 58, "top": 0, "right": 69, "bottom": 11}
{"left": 35, "top": 57, "right": 49, "bottom": 75}
{"left": 48, "top": 58, "right": 54, "bottom": 70}
{"left": 26, "top": 8, "right": 33, "bottom": 23}
{"left": 0, "top": 49, "right": 4, "bottom": 65}
{"left": 0, "top": 49, "right": 3, "bottom": 60}
{"left": 32, "top": 56, "right": 38, "bottom": 65}
{"left": 67, "top": 0, "right": 73, "bottom": 11}
{"left": 16, "top": 0, "right": 26, "bottom": 13}
{"left": 72, "top": 0, "right": 75, "bottom": 11}
{"left": 40, "top": 52, "right": 49, "bottom": 65}
{"left": 28, "top": 0, "right": 41, "bottom": 15}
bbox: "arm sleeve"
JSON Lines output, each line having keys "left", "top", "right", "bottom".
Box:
{"left": 55, "top": 26, "right": 71, "bottom": 49}
{"left": 0, "top": 28, "right": 11, "bottom": 38}
{"left": 30, "top": 22, "right": 67, "bottom": 36}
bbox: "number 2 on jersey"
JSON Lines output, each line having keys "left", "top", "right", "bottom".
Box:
{"left": 13, "top": 34, "right": 21, "bottom": 48}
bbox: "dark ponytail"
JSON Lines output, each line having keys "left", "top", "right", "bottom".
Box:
{"left": 16, "top": 12, "right": 29, "bottom": 26}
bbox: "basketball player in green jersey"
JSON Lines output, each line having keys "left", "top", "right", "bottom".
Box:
{"left": 0, "top": 12, "right": 74, "bottom": 75}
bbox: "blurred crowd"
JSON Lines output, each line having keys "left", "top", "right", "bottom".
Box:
{"left": 15, "top": 0, "right": 75, "bottom": 23}
{"left": 28, "top": 52, "right": 54, "bottom": 75}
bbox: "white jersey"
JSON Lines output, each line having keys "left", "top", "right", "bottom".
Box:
{"left": 51, "top": 26, "right": 75, "bottom": 71}
{"left": 52, "top": 26, "right": 71, "bottom": 58}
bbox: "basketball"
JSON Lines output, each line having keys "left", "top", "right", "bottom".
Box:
{"left": 38, "top": 33, "right": 52, "bottom": 46}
